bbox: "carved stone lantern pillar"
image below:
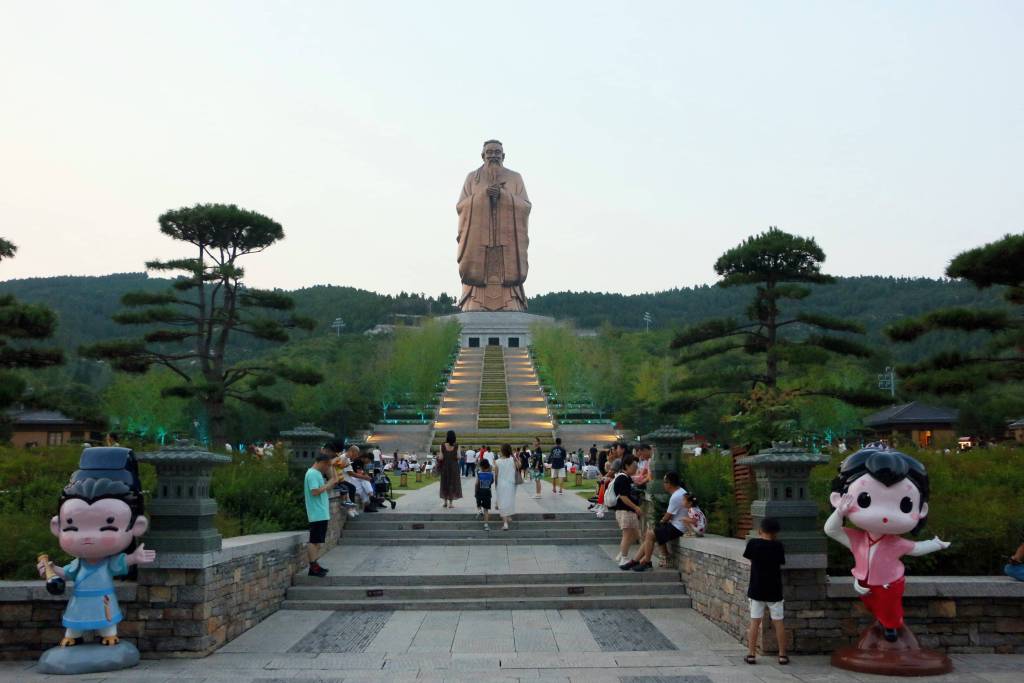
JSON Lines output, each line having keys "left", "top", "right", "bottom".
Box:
{"left": 641, "top": 426, "right": 692, "bottom": 526}
{"left": 736, "top": 442, "right": 830, "bottom": 554}
{"left": 138, "top": 440, "right": 231, "bottom": 554}
{"left": 280, "top": 423, "right": 335, "bottom": 476}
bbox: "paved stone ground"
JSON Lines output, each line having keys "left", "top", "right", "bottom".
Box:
{"left": 392, "top": 478, "right": 593, "bottom": 514}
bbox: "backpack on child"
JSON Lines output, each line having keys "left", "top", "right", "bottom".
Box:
{"left": 603, "top": 472, "right": 630, "bottom": 508}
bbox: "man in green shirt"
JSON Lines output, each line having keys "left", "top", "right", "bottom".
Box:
{"left": 304, "top": 453, "right": 337, "bottom": 577}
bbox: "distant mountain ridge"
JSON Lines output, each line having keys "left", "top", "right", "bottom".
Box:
{"left": 0, "top": 272, "right": 1005, "bottom": 362}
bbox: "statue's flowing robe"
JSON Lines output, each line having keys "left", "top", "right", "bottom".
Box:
{"left": 456, "top": 165, "right": 530, "bottom": 311}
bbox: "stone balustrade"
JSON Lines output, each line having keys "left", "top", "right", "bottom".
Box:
{"left": 677, "top": 534, "right": 1024, "bottom": 654}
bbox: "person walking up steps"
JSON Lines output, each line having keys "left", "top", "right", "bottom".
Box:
{"left": 495, "top": 444, "right": 518, "bottom": 531}
{"left": 549, "top": 437, "right": 568, "bottom": 495}
{"left": 475, "top": 458, "right": 494, "bottom": 530}
{"left": 531, "top": 438, "right": 544, "bottom": 498}
{"left": 439, "top": 431, "right": 462, "bottom": 508}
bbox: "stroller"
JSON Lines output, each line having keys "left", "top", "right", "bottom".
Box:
{"left": 371, "top": 465, "right": 398, "bottom": 509}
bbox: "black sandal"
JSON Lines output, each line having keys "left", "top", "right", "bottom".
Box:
{"left": 744, "top": 655, "right": 756, "bottom": 665}
{"left": 778, "top": 655, "right": 790, "bottom": 665}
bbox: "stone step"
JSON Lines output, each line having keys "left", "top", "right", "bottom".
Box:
{"left": 286, "top": 581, "right": 686, "bottom": 601}
{"left": 342, "top": 528, "right": 622, "bottom": 540}
{"left": 292, "top": 571, "right": 681, "bottom": 587}
{"left": 281, "top": 594, "right": 691, "bottom": 611}
{"left": 340, "top": 536, "right": 619, "bottom": 546}
{"left": 352, "top": 512, "right": 601, "bottom": 522}
{"left": 343, "top": 520, "right": 617, "bottom": 530}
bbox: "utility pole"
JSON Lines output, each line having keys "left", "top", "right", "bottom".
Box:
{"left": 331, "top": 317, "right": 346, "bottom": 337}
{"left": 878, "top": 366, "right": 896, "bottom": 399}
{"left": 642, "top": 312, "right": 653, "bottom": 333}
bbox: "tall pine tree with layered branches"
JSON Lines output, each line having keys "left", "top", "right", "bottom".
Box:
{"left": 887, "top": 233, "right": 1023, "bottom": 393}
{"left": 81, "top": 204, "right": 321, "bottom": 445}
{"left": 0, "top": 238, "right": 64, "bottom": 432}
{"left": 668, "top": 227, "right": 883, "bottom": 447}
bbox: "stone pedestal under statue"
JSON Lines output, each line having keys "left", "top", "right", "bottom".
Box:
{"left": 439, "top": 311, "right": 555, "bottom": 349}
{"left": 831, "top": 624, "right": 953, "bottom": 676}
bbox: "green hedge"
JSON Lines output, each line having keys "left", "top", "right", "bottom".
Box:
{"left": 0, "top": 444, "right": 306, "bottom": 579}
{"left": 810, "top": 446, "right": 1024, "bottom": 576}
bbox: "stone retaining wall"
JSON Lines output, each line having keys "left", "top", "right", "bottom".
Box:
{"left": 678, "top": 535, "right": 1024, "bottom": 655}
{"left": 0, "top": 493, "right": 345, "bottom": 659}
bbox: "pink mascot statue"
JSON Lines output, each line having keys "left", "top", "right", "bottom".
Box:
{"left": 825, "top": 446, "right": 953, "bottom": 675}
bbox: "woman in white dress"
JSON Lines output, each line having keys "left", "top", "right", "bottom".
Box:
{"left": 494, "top": 443, "right": 518, "bottom": 530}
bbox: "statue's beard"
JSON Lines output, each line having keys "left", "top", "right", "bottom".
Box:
{"left": 485, "top": 158, "right": 503, "bottom": 167}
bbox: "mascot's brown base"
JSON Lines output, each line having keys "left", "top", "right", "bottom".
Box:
{"left": 832, "top": 623, "right": 953, "bottom": 676}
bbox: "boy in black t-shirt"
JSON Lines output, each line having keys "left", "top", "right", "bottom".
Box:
{"left": 742, "top": 517, "right": 789, "bottom": 665}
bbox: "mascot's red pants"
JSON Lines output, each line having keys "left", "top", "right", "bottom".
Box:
{"left": 858, "top": 577, "right": 906, "bottom": 629}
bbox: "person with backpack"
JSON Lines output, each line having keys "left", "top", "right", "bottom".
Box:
{"left": 608, "top": 455, "right": 644, "bottom": 568}
{"left": 475, "top": 458, "right": 495, "bottom": 531}
{"left": 549, "top": 437, "right": 568, "bottom": 495}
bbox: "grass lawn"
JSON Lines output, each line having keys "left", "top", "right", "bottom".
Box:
{"left": 386, "top": 471, "right": 437, "bottom": 494}
{"left": 523, "top": 472, "right": 599, "bottom": 500}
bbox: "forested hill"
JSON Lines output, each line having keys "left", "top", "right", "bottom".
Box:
{"left": 529, "top": 277, "right": 1004, "bottom": 330}
{"left": 0, "top": 274, "right": 455, "bottom": 351}
{"left": 0, "top": 273, "right": 1006, "bottom": 362}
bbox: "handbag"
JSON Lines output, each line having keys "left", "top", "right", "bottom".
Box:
{"left": 514, "top": 456, "right": 524, "bottom": 485}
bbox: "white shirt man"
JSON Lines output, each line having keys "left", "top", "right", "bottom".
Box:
{"left": 666, "top": 486, "right": 689, "bottom": 533}
{"left": 482, "top": 448, "right": 495, "bottom": 468}
{"left": 465, "top": 449, "right": 477, "bottom": 464}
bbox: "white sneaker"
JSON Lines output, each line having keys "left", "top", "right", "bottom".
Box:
{"left": 476, "top": 509, "right": 483, "bottom": 518}
{"left": 614, "top": 553, "right": 623, "bottom": 563}
{"left": 596, "top": 510, "right": 605, "bottom": 519}
{"left": 483, "top": 523, "right": 490, "bottom": 531}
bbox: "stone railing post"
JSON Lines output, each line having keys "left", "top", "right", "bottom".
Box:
{"left": 280, "top": 423, "right": 335, "bottom": 477}
{"left": 641, "top": 426, "right": 692, "bottom": 528}
{"left": 736, "top": 442, "right": 829, "bottom": 554}
{"left": 138, "top": 440, "right": 231, "bottom": 554}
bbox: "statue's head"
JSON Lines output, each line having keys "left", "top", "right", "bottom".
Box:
{"left": 51, "top": 478, "right": 148, "bottom": 561}
{"left": 830, "top": 447, "right": 930, "bottom": 536}
{"left": 481, "top": 140, "right": 504, "bottom": 166}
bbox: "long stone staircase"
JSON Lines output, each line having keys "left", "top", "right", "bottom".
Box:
{"left": 432, "top": 346, "right": 555, "bottom": 451}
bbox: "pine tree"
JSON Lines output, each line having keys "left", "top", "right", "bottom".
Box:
{"left": 887, "top": 233, "right": 1023, "bottom": 393}
{"left": 668, "top": 227, "right": 882, "bottom": 446}
{"left": 0, "top": 238, "right": 64, "bottom": 425}
{"left": 80, "top": 204, "right": 322, "bottom": 445}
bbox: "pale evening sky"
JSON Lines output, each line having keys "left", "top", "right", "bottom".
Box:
{"left": 1, "top": 1, "right": 1021, "bottom": 298}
